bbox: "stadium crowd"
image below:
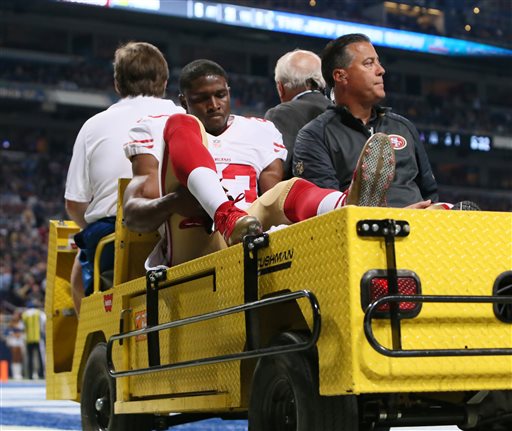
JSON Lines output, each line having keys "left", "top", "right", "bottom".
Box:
{"left": 1, "top": 151, "right": 66, "bottom": 379}
{"left": 0, "top": 58, "right": 113, "bottom": 92}
{"left": 2, "top": 57, "right": 511, "bottom": 135}
{"left": 0, "top": 151, "right": 68, "bottom": 309}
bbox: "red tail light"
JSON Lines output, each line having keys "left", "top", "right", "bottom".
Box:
{"left": 361, "top": 270, "right": 422, "bottom": 318}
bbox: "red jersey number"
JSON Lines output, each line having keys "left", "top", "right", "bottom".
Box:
{"left": 221, "top": 164, "right": 258, "bottom": 204}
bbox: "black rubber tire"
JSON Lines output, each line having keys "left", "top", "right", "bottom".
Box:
{"left": 360, "top": 413, "right": 390, "bottom": 431}
{"left": 80, "top": 342, "right": 153, "bottom": 431}
{"left": 361, "top": 424, "right": 390, "bottom": 431}
{"left": 459, "top": 391, "right": 512, "bottom": 431}
{"left": 248, "top": 332, "right": 358, "bottom": 431}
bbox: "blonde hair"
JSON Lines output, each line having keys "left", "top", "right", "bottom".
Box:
{"left": 114, "top": 41, "right": 169, "bottom": 98}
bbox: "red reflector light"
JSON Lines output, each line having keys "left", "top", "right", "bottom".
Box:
{"left": 370, "top": 277, "right": 418, "bottom": 312}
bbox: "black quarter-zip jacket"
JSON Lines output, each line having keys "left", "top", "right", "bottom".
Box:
{"left": 293, "top": 105, "right": 439, "bottom": 207}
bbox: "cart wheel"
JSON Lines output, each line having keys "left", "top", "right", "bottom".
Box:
{"left": 460, "top": 390, "right": 512, "bottom": 431}
{"left": 361, "top": 424, "right": 390, "bottom": 431}
{"left": 81, "top": 342, "right": 152, "bottom": 431}
{"left": 249, "top": 332, "right": 358, "bottom": 431}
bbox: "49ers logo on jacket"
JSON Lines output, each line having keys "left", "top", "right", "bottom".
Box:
{"left": 389, "top": 134, "right": 407, "bottom": 150}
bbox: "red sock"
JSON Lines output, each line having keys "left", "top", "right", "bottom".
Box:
{"left": 163, "top": 114, "right": 216, "bottom": 186}
{"left": 283, "top": 179, "right": 339, "bottom": 222}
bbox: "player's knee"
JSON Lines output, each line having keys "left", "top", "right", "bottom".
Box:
{"left": 164, "top": 113, "right": 201, "bottom": 136}
{"left": 259, "top": 178, "right": 300, "bottom": 206}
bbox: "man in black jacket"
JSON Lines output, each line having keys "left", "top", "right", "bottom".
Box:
{"left": 265, "top": 49, "right": 332, "bottom": 179}
{"left": 293, "top": 34, "right": 438, "bottom": 208}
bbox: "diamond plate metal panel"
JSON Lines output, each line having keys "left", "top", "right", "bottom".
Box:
{"left": 253, "top": 207, "right": 512, "bottom": 395}
{"left": 347, "top": 207, "right": 512, "bottom": 394}
{"left": 45, "top": 221, "right": 80, "bottom": 401}
{"left": 126, "top": 246, "right": 246, "bottom": 409}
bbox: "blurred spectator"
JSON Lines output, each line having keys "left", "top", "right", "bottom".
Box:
{"left": 4, "top": 310, "right": 25, "bottom": 379}
{"left": 22, "top": 302, "right": 46, "bottom": 380}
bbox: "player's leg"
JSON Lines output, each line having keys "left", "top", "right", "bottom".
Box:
{"left": 248, "top": 134, "right": 395, "bottom": 229}
{"left": 161, "top": 113, "right": 262, "bottom": 250}
{"left": 161, "top": 113, "right": 227, "bottom": 216}
{"left": 247, "top": 178, "right": 344, "bottom": 229}
{"left": 428, "top": 201, "right": 481, "bottom": 210}
{"left": 26, "top": 343, "right": 35, "bottom": 379}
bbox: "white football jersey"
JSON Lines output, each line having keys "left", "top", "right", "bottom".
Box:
{"left": 209, "top": 115, "right": 286, "bottom": 208}
{"left": 125, "top": 114, "right": 286, "bottom": 209}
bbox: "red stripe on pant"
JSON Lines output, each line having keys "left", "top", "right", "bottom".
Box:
{"left": 283, "top": 179, "right": 337, "bottom": 222}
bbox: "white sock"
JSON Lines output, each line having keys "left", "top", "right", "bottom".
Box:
{"left": 317, "top": 191, "right": 346, "bottom": 216}
{"left": 436, "top": 202, "right": 454, "bottom": 209}
{"left": 187, "top": 167, "right": 228, "bottom": 219}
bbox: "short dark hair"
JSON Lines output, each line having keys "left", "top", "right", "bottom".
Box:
{"left": 179, "top": 59, "right": 228, "bottom": 93}
{"left": 321, "top": 33, "right": 371, "bottom": 88}
{"left": 114, "top": 41, "right": 168, "bottom": 98}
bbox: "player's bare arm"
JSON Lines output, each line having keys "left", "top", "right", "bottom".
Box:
{"left": 123, "top": 153, "right": 205, "bottom": 232}
{"left": 258, "top": 159, "right": 284, "bottom": 194}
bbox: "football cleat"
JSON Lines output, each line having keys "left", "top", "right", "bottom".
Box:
{"left": 346, "top": 133, "right": 395, "bottom": 207}
{"left": 214, "top": 201, "right": 263, "bottom": 246}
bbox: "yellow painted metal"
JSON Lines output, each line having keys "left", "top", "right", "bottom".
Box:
{"left": 256, "top": 207, "right": 512, "bottom": 395}
{"left": 115, "top": 393, "right": 231, "bottom": 414}
{"left": 46, "top": 202, "right": 512, "bottom": 414}
{"left": 113, "top": 179, "right": 160, "bottom": 286}
{"left": 93, "top": 232, "right": 115, "bottom": 293}
{"left": 45, "top": 220, "right": 80, "bottom": 400}
{"left": 125, "top": 246, "right": 246, "bottom": 410}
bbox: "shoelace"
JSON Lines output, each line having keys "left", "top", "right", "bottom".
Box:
{"left": 227, "top": 193, "right": 245, "bottom": 204}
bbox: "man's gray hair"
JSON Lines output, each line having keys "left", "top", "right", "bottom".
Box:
{"left": 274, "top": 49, "right": 326, "bottom": 91}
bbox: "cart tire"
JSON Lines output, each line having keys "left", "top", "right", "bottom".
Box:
{"left": 249, "top": 332, "right": 358, "bottom": 431}
{"left": 81, "top": 342, "right": 153, "bottom": 431}
{"left": 460, "top": 390, "right": 512, "bottom": 431}
{"left": 362, "top": 425, "right": 390, "bottom": 431}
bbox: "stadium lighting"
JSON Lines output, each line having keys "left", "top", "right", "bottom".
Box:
{"left": 54, "top": 0, "right": 512, "bottom": 56}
